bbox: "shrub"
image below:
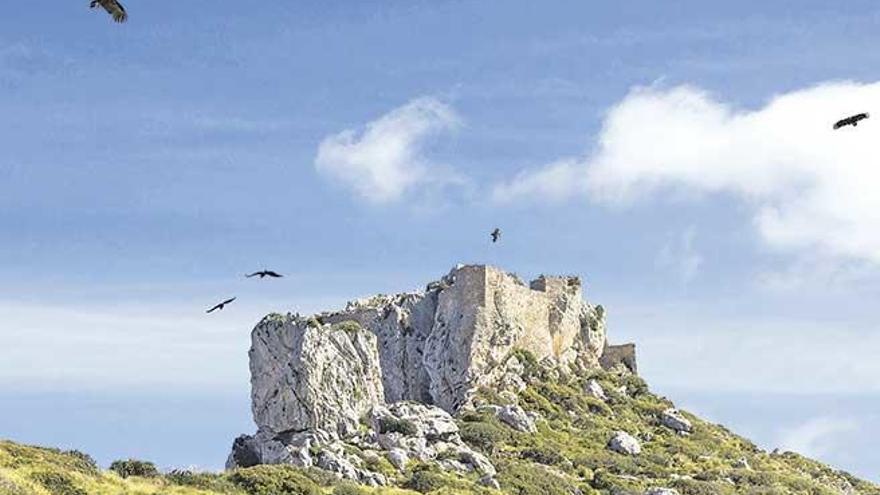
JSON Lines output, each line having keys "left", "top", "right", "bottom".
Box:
{"left": 333, "top": 320, "right": 362, "bottom": 335}
{"left": 496, "top": 461, "right": 579, "bottom": 495}
{"left": 520, "top": 447, "right": 565, "bottom": 466}
{"left": 403, "top": 464, "right": 473, "bottom": 494}
{"left": 377, "top": 417, "right": 418, "bottom": 436}
{"left": 227, "top": 465, "right": 322, "bottom": 495}
{"left": 28, "top": 470, "right": 87, "bottom": 495}
{"left": 109, "top": 459, "right": 159, "bottom": 479}
{"left": 459, "top": 421, "right": 509, "bottom": 453}
{"left": 166, "top": 469, "right": 240, "bottom": 492}
{"left": 60, "top": 450, "right": 98, "bottom": 476}
{"left": 332, "top": 481, "right": 367, "bottom": 495}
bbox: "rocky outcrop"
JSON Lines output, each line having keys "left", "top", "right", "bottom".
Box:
{"left": 660, "top": 408, "right": 693, "bottom": 435}
{"left": 229, "top": 264, "right": 635, "bottom": 480}
{"left": 608, "top": 431, "right": 641, "bottom": 455}
{"left": 249, "top": 318, "right": 384, "bottom": 437}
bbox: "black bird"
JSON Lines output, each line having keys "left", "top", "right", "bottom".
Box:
{"left": 246, "top": 270, "right": 283, "bottom": 279}
{"left": 207, "top": 297, "right": 236, "bottom": 314}
{"left": 833, "top": 113, "right": 870, "bottom": 130}
{"left": 90, "top": 0, "right": 127, "bottom": 23}
{"left": 490, "top": 228, "right": 501, "bottom": 243}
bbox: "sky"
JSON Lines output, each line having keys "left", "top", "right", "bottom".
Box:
{"left": 2, "top": 0, "right": 880, "bottom": 480}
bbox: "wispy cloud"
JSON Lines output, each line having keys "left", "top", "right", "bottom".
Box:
{"left": 494, "top": 81, "right": 880, "bottom": 265}
{"left": 0, "top": 302, "right": 253, "bottom": 390}
{"left": 612, "top": 302, "right": 880, "bottom": 395}
{"left": 778, "top": 416, "right": 858, "bottom": 458}
{"left": 315, "top": 97, "right": 462, "bottom": 204}
{"left": 656, "top": 227, "right": 703, "bottom": 283}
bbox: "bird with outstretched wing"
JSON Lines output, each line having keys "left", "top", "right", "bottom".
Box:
{"left": 246, "top": 270, "right": 283, "bottom": 279}
{"left": 491, "top": 228, "right": 501, "bottom": 243}
{"left": 90, "top": 0, "right": 127, "bottom": 23}
{"left": 207, "top": 297, "right": 236, "bottom": 314}
{"left": 833, "top": 112, "right": 869, "bottom": 130}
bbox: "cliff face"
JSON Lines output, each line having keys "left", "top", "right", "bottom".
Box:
{"left": 247, "top": 265, "right": 621, "bottom": 436}
{"left": 230, "top": 264, "right": 632, "bottom": 485}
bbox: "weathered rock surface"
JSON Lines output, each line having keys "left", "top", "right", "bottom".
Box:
{"left": 660, "top": 408, "right": 693, "bottom": 435}
{"left": 645, "top": 489, "right": 680, "bottom": 495}
{"left": 496, "top": 404, "right": 537, "bottom": 433}
{"left": 229, "top": 264, "right": 636, "bottom": 479}
{"left": 608, "top": 431, "right": 642, "bottom": 455}
{"left": 585, "top": 379, "right": 607, "bottom": 401}
{"left": 249, "top": 318, "right": 384, "bottom": 437}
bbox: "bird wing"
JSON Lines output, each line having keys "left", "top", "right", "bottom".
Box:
{"left": 245, "top": 272, "right": 259, "bottom": 278}
{"left": 223, "top": 297, "right": 237, "bottom": 305}
{"left": 206, "top": 304, "right": 221, "bottom": 314}
{"left": 833, "top": 118, "right": 848, "bottom": 129}
{"left": 266, "top": 271, "right": 283, "bottom": 277}
{"left": 99, "top": 0, "right": 127, "bottom": 22}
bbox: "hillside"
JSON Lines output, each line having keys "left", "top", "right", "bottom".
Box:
{"left": 2, "top": 265, "right": 878, "bottom": 495}
{"left": 1, "top": 369, "right": 876, "bottom": 494}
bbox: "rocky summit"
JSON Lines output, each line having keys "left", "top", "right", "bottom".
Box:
{"left": 217, "top": 264, "right": 878, "bottom": 495}
{"left": 229, "top": 264, "right": 631, "bottom": 487}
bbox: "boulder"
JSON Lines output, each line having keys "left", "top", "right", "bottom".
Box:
{"left": 497, "top": 404, "right": 537, "bottom": 433}
{"left": 585, "top": 379, "right": 607, "bottom": 401}
{"left": 387, "top": 449, "right": 409, "bottom": 470}
{"left": 608, "top": 431, "right": 641, "bottom": 455}
{"left": 660, "top": 408, "right": 692, "bottom": 435}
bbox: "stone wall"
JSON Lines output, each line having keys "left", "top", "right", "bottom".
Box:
{"left": 599, "top": 343, "right": 638, "bottom": 374}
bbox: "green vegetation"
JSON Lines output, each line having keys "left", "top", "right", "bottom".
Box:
{"left": 0, "top": 364, "right": 878, "bottom": 495}
{"left": 109, "top": 458, "right": 160, "bottom": 479}
{"left": 461, "top": 367, "right": 880, "bottom": 495}
{"left": 376, "top": 417, "right": 419, "bottom": 437}
{"left": 334, "top": 320, "right": 364, "bottom": 335}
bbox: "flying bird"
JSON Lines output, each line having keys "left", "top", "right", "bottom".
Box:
{"left": 833, "top": 113, "right": 869, "bottom": 130}
{"left": 207, "top": 297, "right": 236, "bottom": 314}
{"left": 90, "top": 0, "right": 127, "bottom": 23}
{"left": 490, "top": 228, "right": 501, "bottom": 243}
{"left": 246, "top": 270, "right": 283, "bottom": 279}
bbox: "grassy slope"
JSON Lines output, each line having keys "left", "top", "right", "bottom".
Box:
{"left": 1, "top": 362, "right": 878, "bottom": 495}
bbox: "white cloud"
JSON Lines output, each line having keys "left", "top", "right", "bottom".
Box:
{"left": 491, "top": 158, "right": 586, "bottom": 204}
{"left": 495, "top": 81, "right": 880, "bottom": 264}
{"left": 778, "top": 416, "right": 858, "bottom": 458}
{"left": 315, "top": 97, "right": 461, "bottom": 203}
{"left": 610, "top": 301, "right": 880, "bottom": 395}
{"left": 656, "top": 227, "right": 704, "bottom": 283}
{"left": 0, "top": 302, "right": 252, "bottom": 390}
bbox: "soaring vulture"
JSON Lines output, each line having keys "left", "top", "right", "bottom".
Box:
{"left": 246, "top": 270, "right": 283, "bottom": 279}
{"left": 90, "top": 0, "right": 127, "bottom": 23}
{"left": 833, "top": 113, "right": 869, "bottom": 129}
{"left": 490, "top": 228, "right": 501, "bottom": 243}
{"left": 207, "top": 297, "right": 236, "bottom": 314}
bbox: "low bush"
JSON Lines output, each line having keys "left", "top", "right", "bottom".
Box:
{"left": 227, "top": 465, "right": 322, "bottom": 495}
{"left": 377, "top": 417, "right": 419, "bottom": 436}
{"left": 109, "top": 458, "right": 159, "bottom": 478}
{"left": 28, "top": 470, "right": 87, "bottom": 495}
{"left": 332, "top": 481, "right": 368, "bottom": 495}
{"left": 166, "top": 469, "right": 240, "bottom": 492}
{"left": 459, "top": 420, "right": 509, "bottom": 453}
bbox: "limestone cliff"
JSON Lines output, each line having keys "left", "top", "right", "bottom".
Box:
{"left": 228, "top": 264, "right": 634, "bottom": 485}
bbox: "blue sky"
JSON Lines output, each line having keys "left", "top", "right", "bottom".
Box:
{"left": 2, "top": 0, "right": 880, "bottom": 480}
